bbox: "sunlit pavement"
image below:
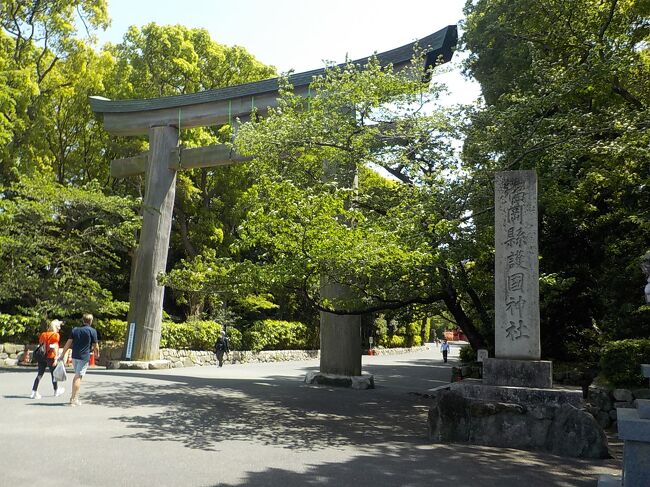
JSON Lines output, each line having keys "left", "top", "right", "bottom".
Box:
{"left": 1, "top": 345, "right": 618, "bottom": 486}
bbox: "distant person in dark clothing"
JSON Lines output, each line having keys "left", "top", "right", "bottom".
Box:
{"left": 440, "top": 339, "right": 450, "bottom": 363}
{"left": 60, "top": 313, "right": 99, "bottom": 406}
{"left": 214, "top": 331, "right": 230, "bottom": 367}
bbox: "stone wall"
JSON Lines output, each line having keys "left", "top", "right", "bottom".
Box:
{"left": 0, "top": 343, "right": 25, "bottom": 366}
{"left": 586, "top": 386, "right": 650, "bottom": 430}
{"left": 161, "top": 348, "right": 320, "bottom": 367}
{"left": 372, "top": 345, "right": 430, "bottom": 356}
{"left": 3, "top": 341, "right": 428, "bottom": 369}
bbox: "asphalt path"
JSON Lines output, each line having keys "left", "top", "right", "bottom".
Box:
{"left": 0, "top": 345, "right": 619, "bottom": 486}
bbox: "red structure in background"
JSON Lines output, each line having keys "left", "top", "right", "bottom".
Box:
{"left": 444, "top": 329, "right": 468, "bottom": 342}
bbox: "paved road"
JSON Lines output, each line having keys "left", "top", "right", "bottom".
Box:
{"left": 1, "top": 346, "right": 618, "bottom": 486}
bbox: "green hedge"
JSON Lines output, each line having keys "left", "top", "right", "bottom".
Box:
{"left": 0, "top": 314, "right": 42, "bottom": 343}
{"left": 94, "top": 318, "right": 128, "bottom": 342}
{"left": 600, "top": 339, "right": 650, "bottom": 387}
{"left": 160, "top": 320, "right": 223, "bottom": 350}
{"left": 242, "top": 320, "right": 312, "bottom": 352}
{"left": 459, "top": 346, "right": 477, "bottom": 364}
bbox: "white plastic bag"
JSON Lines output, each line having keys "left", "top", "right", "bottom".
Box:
{"left": 53, "top": 361, "right": 67, "bottom": 382}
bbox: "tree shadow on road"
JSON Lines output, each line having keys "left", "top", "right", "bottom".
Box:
{"left": 82, "top": 362, "right": 618, "bottom": 486}
{"left": 86, "top": 364, "right": 435, "bottom": 452}
{"left": 209, "top": 442, "right": 615, "bottom": 487}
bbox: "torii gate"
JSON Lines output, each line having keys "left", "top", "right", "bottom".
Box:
{"left": 90, "top": 25, "right": 457, "bottom": 376}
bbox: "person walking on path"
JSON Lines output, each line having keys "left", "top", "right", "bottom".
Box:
{"left": 59, "top": 313, "right": 99, "bottom": 406}
{"left": 440, "top": 339, "right": 450, "bottom": 363}
{"left": 214, "top": 331, "right": 230, "bottom": 367}
{"left": 30, "top": 319, "right": 65, "bottom": 399}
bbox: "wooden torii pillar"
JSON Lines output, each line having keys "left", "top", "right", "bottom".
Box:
{"left": 90, "top": 25, "right": 457, "bottom": 366}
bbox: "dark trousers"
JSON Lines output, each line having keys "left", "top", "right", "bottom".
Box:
{"left": 32, "top": 358, "right": 58, "bottom": 391}
{"left": 216, "top": 351, "right": 225, "bottom": 367}
{"left": 442, "top": 350, "right": 448, "bottom": 363}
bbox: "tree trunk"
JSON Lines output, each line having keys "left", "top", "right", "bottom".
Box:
{"left": 442, "top": 292, "right": 488, "bottom": 351}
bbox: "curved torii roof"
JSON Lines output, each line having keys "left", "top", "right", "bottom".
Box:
{"left": 90, "top": 25, "right": 457, "bottom": 136}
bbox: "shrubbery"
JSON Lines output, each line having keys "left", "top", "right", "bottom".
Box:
{"left": 160, "top": 320, "right": 223, "bottom": 350}
{"left": 374, "top": 315, "right": 426, "bottom": 349}
{"left": 600, "top": 339, "right": 650, "bottom": 387}
{"left": 0, "top": 314, "right": 41, "bottom": 342}
{"left": 459, "top": 345, "right": 477, "bottom": 363}
{"left": 94, "top": 318, "right": 128, "bottom": 342}
{"left": 241, "top": 319, "right": 313, "bottom": 352}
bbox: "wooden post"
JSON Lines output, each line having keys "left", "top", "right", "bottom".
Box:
{"left": 126, "top": 125, "right": 178, "bottom": 361}
{"left": 319, "top": 156, "right": 362, "bottom": 377}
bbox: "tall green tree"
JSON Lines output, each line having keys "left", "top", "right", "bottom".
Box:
{"left": 0, "top": 0, "right": 109, "bottom": 182}
{"left": 166, "top": 58, "right": 492, "bottom": 349}
{"left": 462, "top": 0, "right": 650, "bottom": 359}
{"left": 0, "top": 175, "right": 139, "bottom": 319}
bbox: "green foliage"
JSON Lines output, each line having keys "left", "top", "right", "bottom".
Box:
{"left": 97, "top": 301, "right": 130, "bottom": 319}
{"left": 600, "top": 339, "right": 650, "bottom": 387}
{"left": 234, "top": 294, "right": 279, "bottom": 320}
{"left": 225, "top": 327, "right": 243, "bottom": 351}
{"left": 459, "top": 346, "right": 477, "bottom": 364}
{"left": 463, "top": 0, "right": 650, "bottom": 356}
{"left": 160, "top": 320, "right": 223, "bottom": 350}
{"left": 241, "top": 319, "right": 313, "bottom": 352}
{"left": 223, "top": 55, "right": 492, "bottom": 350}
{"left": 0, "top": 175, "right": 139, "bottom": 318}
{"left": 0, "top": 313, "right": 41, "bottom": 343}
{"left": 93, "top": 319, "right": 127, "bottom": 342}
{"left": 109, "top": 23, "right": 278, "bottom": 320}
{"left": 387, "top": 335, "right": 405, "bottom": 348}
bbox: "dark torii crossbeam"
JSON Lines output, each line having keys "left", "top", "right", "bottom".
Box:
{"left": 90, "top": 25, "right": 457, "bottom": 367}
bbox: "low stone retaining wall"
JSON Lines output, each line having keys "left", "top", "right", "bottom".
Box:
{"left": 3, "top": 341, "right": 427, "bottom": 369}
{"left": 586, "top": 386, "right": 650, "bottom": 430}
{"left": 97, "top": 345, "right": 321, "bottom": 368}
{"left": 161, "top": 348, "right": 320, "bottom": 367}
{"left": 371, "top": 345, "right": 430, "bottom": 356}
{"left": 0, "top": 343, "right": 25, "bottom": 366}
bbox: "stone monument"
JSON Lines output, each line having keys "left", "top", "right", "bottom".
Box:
{"left": 483, "top": 170, "right": 552, "bottom": 388}
{"left": 428, "top": 170, "right": 608, "bottom": 458}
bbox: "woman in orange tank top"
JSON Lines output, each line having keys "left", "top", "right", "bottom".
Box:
{"left": 30, "top": 319, "right": 65, "bottom": 399}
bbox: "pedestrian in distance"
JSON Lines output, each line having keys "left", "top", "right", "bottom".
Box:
{"left": 59, "top": 313, "right": 99, "bottom": 406}
{"left": 30, "top": 319, "right": 65, "bottom": 399}
{"left": 214, "top": 330, "right": 230, "bottom": 367}
{"left": 440, "top": 339, "right": 450, "bottom": 363}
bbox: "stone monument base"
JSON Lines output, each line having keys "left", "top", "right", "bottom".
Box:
{"left": 428, "top": 381, "right": 609, "bottom": 459}
{"left": 483, "top": 357, "right": 552, "bottom": 388}
{"left": 304, "top": 371, "right": 374, "bottom": 390}
{"left": 451, "top": 380, "right": 582, "bottom": 407}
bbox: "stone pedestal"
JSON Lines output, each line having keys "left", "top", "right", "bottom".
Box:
{"left": 482, "top": 357, "right": 552, "bottom": 388}
{"left": 617, "top": 408, "right": 650, "bottom": 485}
{"left": 428, "top": 387, "right": 607, "bottom": 459}
{"left": 430, "top": 170, "right": 609, "bottom": 460}
{"left": 451, "top": 381, "right": 582, "bottom": 408}
{"left": 599, "top": 364, "right": 650, "bottom": 486}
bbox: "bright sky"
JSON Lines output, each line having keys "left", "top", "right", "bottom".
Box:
{"left": 95, "top": 0, "right": 481, "bottom": 104}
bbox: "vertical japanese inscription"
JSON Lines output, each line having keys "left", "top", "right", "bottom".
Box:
{"left": 495, "top": 171, "right": 540, "bottom": 359}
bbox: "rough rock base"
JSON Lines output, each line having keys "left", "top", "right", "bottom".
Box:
{"left": 304, "top": 371, "right": 374, "bottom": 389}
{"left": 428, "top": 389, "right": 609, "bottom": 459}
